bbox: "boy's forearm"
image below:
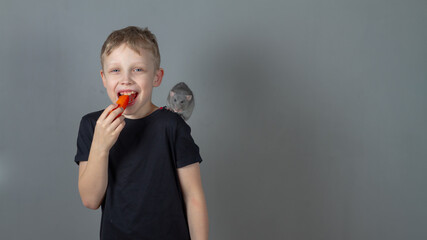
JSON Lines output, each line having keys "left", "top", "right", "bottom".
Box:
{"left": 78, "top": 148, "right": 109, "bottom": 209}
{"left": 186, "top": 195, "right": 209, "bottom": 240}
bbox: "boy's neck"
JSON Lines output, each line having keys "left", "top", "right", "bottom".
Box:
{"left": 124, "top": 103, "right": 159, "bottom": 120}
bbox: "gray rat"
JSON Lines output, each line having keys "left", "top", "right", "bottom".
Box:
{"left": 166, "top": 82, "right": 195, "bottom": 121}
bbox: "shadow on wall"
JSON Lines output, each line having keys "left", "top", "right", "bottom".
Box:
{"left": 195, "top": 32, "right": 309, "bottom": 238}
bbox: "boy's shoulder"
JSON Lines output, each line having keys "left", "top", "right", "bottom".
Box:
{"left": 150, "top": 107, "right": 188, "bottom": 127}
{"left": 81, "top": 110, "right": 104, "bottom": 121}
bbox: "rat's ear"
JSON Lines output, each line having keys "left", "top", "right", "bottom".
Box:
{"left": 186, "top": 95, "right": 192, "bottom": 101}
{"left": 170, "top": 91, "right": 175, "bottom": 97}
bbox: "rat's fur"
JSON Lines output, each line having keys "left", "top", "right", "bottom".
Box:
{"left": 166, "top": 82, "right": 195, "bottom": 121}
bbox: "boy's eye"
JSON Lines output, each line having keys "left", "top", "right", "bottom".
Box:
{"left": 111, "top": 69, "right": 119, "bottom": 73}
{"left": 134, "top": 68, "right": 143, "bottom": 72}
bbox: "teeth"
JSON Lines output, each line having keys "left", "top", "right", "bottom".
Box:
{"left": 120, "top": 91, "right": 136, "bottom": 96}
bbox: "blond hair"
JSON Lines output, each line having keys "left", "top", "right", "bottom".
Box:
{"left": 100, "top": 26, "right": 161, "bottom": 71}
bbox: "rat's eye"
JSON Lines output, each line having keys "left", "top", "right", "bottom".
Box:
{"left": 181, "top": 101, "right": 184, "bottom": 103}
{"left": 174, "top": 99, "right": 177, "bottom": 102}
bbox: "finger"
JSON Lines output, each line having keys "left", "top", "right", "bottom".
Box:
{"left": 105, "top": 107, "right": 124, "bottom": 123}
{"left": 110, "top": 115, "right": 125, "bottom": 130}
{"left": 113, "top": 120, "right": 126, "bottom": 134}
{"left": 100, "top": 104, "right": 118, "bottom": 120}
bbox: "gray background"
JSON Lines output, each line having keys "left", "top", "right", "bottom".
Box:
{"left": 0, "top": 0, "right": 426, "bottom": 239}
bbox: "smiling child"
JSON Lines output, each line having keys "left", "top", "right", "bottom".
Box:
{"left": 74, "top": 26, "right": 209, "bottom": 240}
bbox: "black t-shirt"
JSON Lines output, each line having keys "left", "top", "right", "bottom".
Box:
{"left": 74, "top": 107, "right": 203, "bottom": 240}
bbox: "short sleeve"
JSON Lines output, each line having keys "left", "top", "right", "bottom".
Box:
{"left": 74, "top": 117, "right": 95, "bottom": 165}
{"left": 175, "top": 118, "right": 203, "bottom": 168}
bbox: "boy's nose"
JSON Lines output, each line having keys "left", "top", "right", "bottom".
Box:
{"left": 120, "top": 74, "right": 134, "bottom": 85}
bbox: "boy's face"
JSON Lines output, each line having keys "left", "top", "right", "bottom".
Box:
{"left": 100, "top": 44, "right": 163, "bottom": 119}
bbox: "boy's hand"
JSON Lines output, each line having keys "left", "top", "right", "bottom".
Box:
{"left": 92, "top": 104, "right": 126, "bottom": 153}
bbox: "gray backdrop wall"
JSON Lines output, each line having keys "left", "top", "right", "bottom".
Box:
{"left": 1, "top": 0, "right": 426, "bottom": 239}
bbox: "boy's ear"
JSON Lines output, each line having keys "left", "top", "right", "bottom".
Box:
{"left": 100, "top": 70, "right": 107, "bottom": 88}
{"left": 153, "top": 68, "right": 164, "bottom": 87}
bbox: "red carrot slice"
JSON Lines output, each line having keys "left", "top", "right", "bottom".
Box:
{"left": 116, "top": 95, "right": 129, "bottom": 110}
{"left": 109, "top": 95, "right": 129, "bottom": 118}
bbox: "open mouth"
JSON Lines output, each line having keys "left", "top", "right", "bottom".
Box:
{"left": 117, "top": 90, "right": 138, "bottom": 105}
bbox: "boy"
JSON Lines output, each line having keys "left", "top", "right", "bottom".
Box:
{"left": 74, "top": 26, "right": 209, "bottom": 240}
